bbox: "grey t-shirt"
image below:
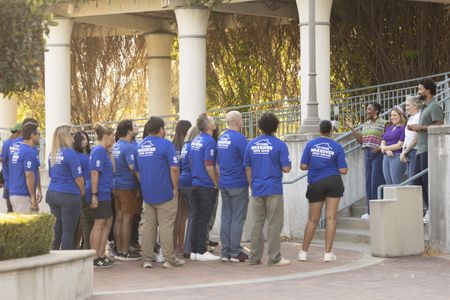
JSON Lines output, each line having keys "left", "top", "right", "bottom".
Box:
{"left": 416, "top": 98, "right": 444, "bottom": 154}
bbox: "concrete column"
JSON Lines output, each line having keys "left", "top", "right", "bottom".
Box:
{"left": 0, "top": 94, "right": 18, "bottom": 129}
{"left": 44, "top": 18, "right": 73, "bottom": 163}
{"left": 428, "top": 125, "right": 450, "bottom": 254}
{"left": 175, "top": 8, "right": 210, "bottom": 124}
{"left": 144, "top": 32, "right": 173, "bottom": 117}
{"left": 296, "top": 0, "right": 332, "bottom": 122}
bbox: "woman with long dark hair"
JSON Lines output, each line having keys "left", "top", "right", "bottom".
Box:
{"left": 172, "top": 120, "right": 192, "bottom": 254}
{"left": 74, "top": 131, "right": 93, "bottom": 249}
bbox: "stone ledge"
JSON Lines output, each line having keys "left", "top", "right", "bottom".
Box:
{"left": 428, "top": 125, "right": 450, "bottom": 135}
{"left": 0, "top": 250, "right": 96, "bottom": 273}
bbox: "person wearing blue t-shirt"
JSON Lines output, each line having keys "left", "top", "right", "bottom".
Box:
{"left": 88, "top": 124, "right": 115, "bottom": 269}
{"left": 74, "top": 131, "right": 93, "bottom": 250}
{"left": 189, "top": 114, "right": 221, "bottom": 262}
{"left": 179, "top": 126, "right": 200, "bottom": 259}
{"left": 244, "top": 112, "right": 291, "bottom": 266}
{"left": 112, "top": 120, "right": 142, "bottom": 261}
{"left": 299, "top": 120, "right": 348, "bottom": 263}
{"left": 135, "top": 117, "right": 185, "bottom": 269}
{"left": 9, "top": 122, "right": 41, "bottom": 213}
{"left": 1, "top": 124, "right": 21, "bottom": 213}
{"left": 217, "top": 111, "right": 249, "bottom": 263}
{"left": 46, "top": 125, "right": 85, "bottom": 250}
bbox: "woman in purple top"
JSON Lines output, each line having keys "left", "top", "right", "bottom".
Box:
{"left": 380, "top": 106, "right": 407, "bottom": 185}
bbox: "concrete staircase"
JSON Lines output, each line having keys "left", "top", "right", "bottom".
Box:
{"left": 313, "top": 198, "right": 370, "bottom": 245}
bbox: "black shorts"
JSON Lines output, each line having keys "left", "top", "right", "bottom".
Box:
{"left": 93, "top": 201, "right": 113, "bottom": 219}
{"left": 306, "top": 175, "right": 344, "bottom": 203}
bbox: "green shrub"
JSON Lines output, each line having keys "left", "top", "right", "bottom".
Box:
{"left": 0, "top": 213, "right": 55, "bottom": 261}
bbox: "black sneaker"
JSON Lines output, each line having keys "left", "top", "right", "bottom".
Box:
{"left": 115, "top": 252, "right": 142, "bottom": 261}
{"left": 94, "top": 257, "right": 113, "bottom": 269}
{"left": 183, "top": 253, "right": 190, "bottom": 259}
{"left": 103, "top": 256, "right": 116, "bottom": 265}
{"left": 208, "top": 240, "right": 219, "bottom": 247}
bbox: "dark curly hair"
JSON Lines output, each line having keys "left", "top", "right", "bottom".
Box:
{"left": 258, "top": 112, "right": 279, "bottom": 135}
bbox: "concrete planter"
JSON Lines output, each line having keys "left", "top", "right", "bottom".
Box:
{"left": 0, "top": 250, "right": 95, "bottom": 300}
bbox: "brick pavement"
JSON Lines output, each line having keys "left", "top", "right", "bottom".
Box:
{"left": 92, "top": 243, "right": 450, "bottom": 300}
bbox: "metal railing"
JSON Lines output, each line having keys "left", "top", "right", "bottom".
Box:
{"left": 331, "top": 72, "right": 450, "bottom": 127}
{"left": 377, "top": 168, "right": 429, "bottom": 200}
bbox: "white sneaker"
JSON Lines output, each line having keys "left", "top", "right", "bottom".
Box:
{"left": 155, "top": 249, "right": 164, "bottom": 263}
{"left": 221, "top": 257, "right": 230, "bottom": 262}
{"left": 361, "top": 213, "right": 370, "bottom": 220}
{"left": 196, "top": 252, "right": 221, "bottom": 261}
{"left": 141, "top": 260, "right": 152, "bottom": 269}
{"left": 163, "top": 258, "right": 185, "bottom": 268}
{"left": 190, "top": 253, "right": 197, "bottom": 261}
{"left": 324, "top": 252, "right": 337, "bottom": 262}
{"left": 423, "top": 210, "right": 430, "bottom": 224}
{"left": 297, "top": 250, "right": 307, "bottom": 261}
{"left": 270, "top": 257, "right": 291, "bottom": 266}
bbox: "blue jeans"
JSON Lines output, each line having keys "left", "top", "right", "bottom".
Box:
{"left": 382, "top": 153, "right": 406, "bottom": 185}
{"left": 181, "top": 186, "right": 193, "bottom": 255}
{"left": 220, "top": 187, "right": 249, "bottom": 258}
{"left": 364, "top": 148, "right": 385, "bottom": 211}
{"left": 46, "top": 190, "right": 81, "bottom": 250}
{"left": 406, "top": 149, "right": 417, "bottom": 179}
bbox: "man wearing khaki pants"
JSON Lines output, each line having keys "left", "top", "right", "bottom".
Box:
{"left": 135, "top": 116, "right": 185, "bottom": 269}
{"left": 244, "top": 113, "right": 292, "bottom": 266}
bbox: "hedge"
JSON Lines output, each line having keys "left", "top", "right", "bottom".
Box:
{"left": 0, "top": 213, "right": 55, "bottom": 261}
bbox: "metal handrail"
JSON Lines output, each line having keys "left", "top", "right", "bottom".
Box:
{"left": 377, "top": 168, "right": 429, "bottom": 200}
{"left": 330, "top": 71, "right": 450, "bottom": 95}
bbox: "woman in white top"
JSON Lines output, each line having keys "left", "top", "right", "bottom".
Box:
{"left": 400, "top": 95, "right": 421, "bottom": 178}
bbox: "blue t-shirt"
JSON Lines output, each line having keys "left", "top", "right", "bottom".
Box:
{"left": 244, "top": 135, "right": 291, "bottom": 197}
{"left": 135, "top": 136, "right": 179, "bottom": 205}
{"left": 48, "top": 148, "right": 83, "bottom": 195}
{"left": 112, "top": 139, "right": 137, "bottom": 189}
{"left": 9, "top": 143, "right": 39, "bottom": 196}
{"left": 190, "top": 133, "right": 216, "bottom": 188}
{"left": 301, "top": 137, "right": 348, "bottom": 185}
{"left": 77, "top": 152, "right": 90, "bottom": 183}
{"left": 8, "top": 137, "right": 40, "bottom": 185}
{"left": 86, "top": 145, "right": 113, "bottom": 202}
{"left": 1, "top": 138, "right": 12, "bottom": 189}
{"left": 217, "top": 129, "right": 248, "bottom": 188}
{"left": 179, "top": 141, "right": 192, "bottom": 187}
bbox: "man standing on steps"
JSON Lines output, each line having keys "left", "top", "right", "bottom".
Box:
{"left": 217, "top": 111, "right": 249, "bottom": 263}
{"left": 244, "top": 112, "right": 292, "bottom": 266}
{"left": 190, "top": 113, "right": 221, "bottom": 262}
{"left": 407, "top": 78, "right": 444, "bottom": 224}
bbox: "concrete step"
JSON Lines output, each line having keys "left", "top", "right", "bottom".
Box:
{"left": 313, "top": 228, "right": 370, "bottom": 245}
{"left": 336, "top": 217, "right": 370, "bottom": 231}
{"left": 350, "top": 205, "right": 368, "bottom": 218}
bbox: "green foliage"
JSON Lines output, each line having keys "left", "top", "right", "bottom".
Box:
{"left": 0, "top": 0, "right": 57, "bottom": 95}
{"left": 0, "top": 213, "right": 55, "bottom": 261}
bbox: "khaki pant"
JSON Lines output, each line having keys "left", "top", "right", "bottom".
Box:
{"left": 141, "top": 197, "right": 178, "bottom": 263}
{"left": 10, "top": 195, "right": 33, "bottom": 213}
{"left": 250, "top": 195, "right": 284, "bottom": 265}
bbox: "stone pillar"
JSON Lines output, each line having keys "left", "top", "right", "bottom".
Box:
{"left": 296, "top": 0, "right": 332, "bottom": 122}
{"left": 44, "top": 18, "right": 73, "bottom": 163}
{"left": 428, "top": 125, "right": 450, "bottom": 254}
{"left": 144, "top": 32, "right": 173, "bottom": 117}
{"left": 0, "top": 94, "right": 18, "bottom": 129}
{"left": 175, "top": 7, "right": 210, "bottom": 124}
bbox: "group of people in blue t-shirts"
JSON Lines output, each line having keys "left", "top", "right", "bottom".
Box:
{"left": 1, "top": 111, "right": 352, "bottom": 268}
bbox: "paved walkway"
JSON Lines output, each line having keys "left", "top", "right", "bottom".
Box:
{"left": 91, "top": 242, "right": 450, "bottom": 300}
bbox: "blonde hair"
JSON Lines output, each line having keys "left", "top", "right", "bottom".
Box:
{"left": 405, "top": 95, "right": 421, "bottom": 109}
{"left": 391, "top": 106, "right": 407, "bottom": 125}
{"left": 50, "top": 125, "right": 73, "bottom": 166}
{"left": 185, "top": 126, "right": 200, "bottom": 142}
{"left": 93, "top": 123, "right": 114, "bottom": 141}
